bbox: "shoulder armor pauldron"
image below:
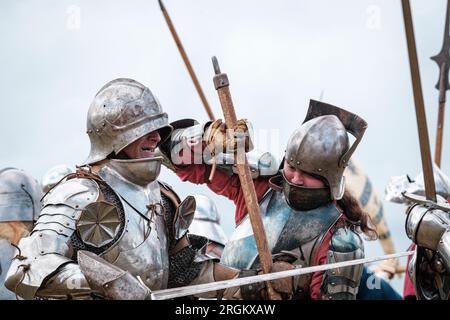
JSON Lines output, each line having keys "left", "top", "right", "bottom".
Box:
{"left": 5, "top": 178, "right": 101, "bottom": 299}
{"left": 35, "top": 178, "right": 100, "bottom": 238}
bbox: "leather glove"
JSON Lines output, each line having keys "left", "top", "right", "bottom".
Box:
{"left": 238, "top": 261, "right": 295, "bottom": 300}
{"left": 203, "top": 119, "right": 254, "bottom": 155}
{"left": 265, "top": 261, "right": 295, "bottom": 299}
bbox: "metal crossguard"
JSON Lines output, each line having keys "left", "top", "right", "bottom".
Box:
{"left": 149, "top": 251, "right": 415, "bottom": 300}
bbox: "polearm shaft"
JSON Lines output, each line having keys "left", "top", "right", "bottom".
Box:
{"left": 211, "top": 56, "right": 280, "bottom": 300}
{"left": 150, "top": 251, "right": 415, "bottom": 300}
{"left": 401, "top": 0, "right": 437, "bottom": 202}
{"left": 435, "top": 63, "right": 446, "bottom": 167}
{"left": 158, "top": 0, "right": 215, "bottom": 120}
{"left": 431, "top": 0, "right": 450, "bottom": 167}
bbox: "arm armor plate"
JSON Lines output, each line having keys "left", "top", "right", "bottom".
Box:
{"left": 406, "top": 203, "right": 450, "bottom": 269}
{"left": 5, "top": 178, "right": 100, "bottom": 299}
{"left": 321, "top": 227, "right": 364, "bottom": 300}
{"left": 160, "top": 118, "right": 279, "bottom": 178}
{"left": 406, "top": 203, "right": 450, "bottom": 300}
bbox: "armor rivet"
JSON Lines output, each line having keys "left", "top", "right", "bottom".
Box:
{"left": 87, "top": 198, "right": 90, "bottom": 201}
{"left": 41, "top": 251, "right": 44, "bottom": 254}
{"left": 318, "top": 168, "right": 322, "bottom": 172}
{"left": 290, "top": 157, "right": 293, "bottom": 161}
{"left": 331, "top": 282, "right": 335, "bottom": 286}
{"left": 72, "top": 215, "right": 75, "bottom": 218}
{"left": 104, "top": 284, "right": 109, "bottom": 288}
{"left": 75, "top": 205, "right": 79, "bottom": 208}
{"left": 66, "top": 223, "right": 70, "bottom": 226}
{"left": 296, "top": 161, "right": 300, "bottom": 165}
{"left": 329, "top": 296, "right": 333, "bottom": 300}
{"left": 102, "top": 122, "right": 106, "bottom": 127}
{"left": 39, "top": 234, "right": 42, "bottom": 237}
{"left": 96, "top": 129, "right": 100, "bottom": 133}
{"left": 59, "top": 229, "right": 63, "bottom": 233}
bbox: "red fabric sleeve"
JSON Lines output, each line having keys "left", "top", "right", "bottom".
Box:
{"left": 175, "top": 163, "right": 270, "bottom": 225}
{"left": 175, "top": 163, "right": 241, "bottom": 200}
{"left": 309, "top": 229, "right": 334, "bottom": 300}
{"left": 403, "top": 243, "right": 416, "bottom": 299}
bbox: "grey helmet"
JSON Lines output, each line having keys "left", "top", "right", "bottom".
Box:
{"left": 0, "top": 168, "right": 43, "bottom": 222}
{"left": 41, "top": 164, "right": 75, "bottom": 193}
{"left": 385, "top": 164, "right": 450, "bottom": 204}
{"left": 189, "top": 194, "right": 228, "bottom": 246}
{"left": 284, "top": 100, "right": 367, "bottom": 201}
{"left": 84, "top": 78, "right": 173, "bottom": 165}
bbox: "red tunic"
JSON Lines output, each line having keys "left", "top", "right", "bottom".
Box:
{"left": 403, "top": 243, "right": 416, "bottom": 299}
{"left": 176, "top": 162, "right": 343, "bottom": 300}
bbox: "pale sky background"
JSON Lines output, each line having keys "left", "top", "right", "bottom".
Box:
{"left": 1, "top": 0, "right": 449, "bottom": 294}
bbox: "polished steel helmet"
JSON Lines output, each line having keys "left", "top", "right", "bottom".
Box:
{"left": 188, "top": 194, "right": 228, "bottom": 246}
{"left": 84, "top": 78, "right": 173, "bottom": 165}
{"left": 0, "top": 168, "right": 43, "bottom": 222}
{"left": 284, "top": 100, "right": 367, "bottom": 200}
{"left": 385, "top": 164, "right": 450, "bottom": 205}
{"left": 41, "top": 164, "right": 75, "bottom": 193}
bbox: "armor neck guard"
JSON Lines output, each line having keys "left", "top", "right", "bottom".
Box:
{"left": 107, "top": 157, "right": 162, "bottom": 186}
{"left": 98, "top": 162, "right": 162, "bottom": 217}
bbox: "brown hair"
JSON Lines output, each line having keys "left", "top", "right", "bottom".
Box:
{"left": 0, "top": 221, "right": 33, "bottom": 245}
{"left": 337, "top": 190, "right": 378, "bottom": 240}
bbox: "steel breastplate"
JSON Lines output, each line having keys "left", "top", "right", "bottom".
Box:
{"left": 221, "top": 189, "right": 341, "bottom": 270}
{"left": 96, "top": 164, "right": 169, "bottom": 291}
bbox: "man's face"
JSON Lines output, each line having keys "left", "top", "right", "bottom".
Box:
{"left": 122, "top": 130, "right": 161, "bottom": 159}
{"left": 283, "top": 160, "right": 325, "bottom": 188}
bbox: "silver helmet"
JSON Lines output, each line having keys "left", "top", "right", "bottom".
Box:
{"left": 385, "top": 163, "right": 450, "bottom": 205}
{"left": 189, "top": 194, "right": 228, "bottom": 246}
{"left": 84, "top": 78, "right": 173, "bottom": 165}
{"left": 0, "top": 168, "right": 43, "bottom": 222}
{"left": 41, "top": 164, "right": 75, "bottom": 193}
{"left": 284, "top": 100, "right": 367, "bottom": 201}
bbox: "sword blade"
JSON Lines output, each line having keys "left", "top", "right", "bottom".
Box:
{"left": 150, "top": 251, "right": 415, "bottom": 300}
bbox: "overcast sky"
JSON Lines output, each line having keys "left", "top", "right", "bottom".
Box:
{"left": 1, "top": 0, "right": 449, "bottom": 293}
